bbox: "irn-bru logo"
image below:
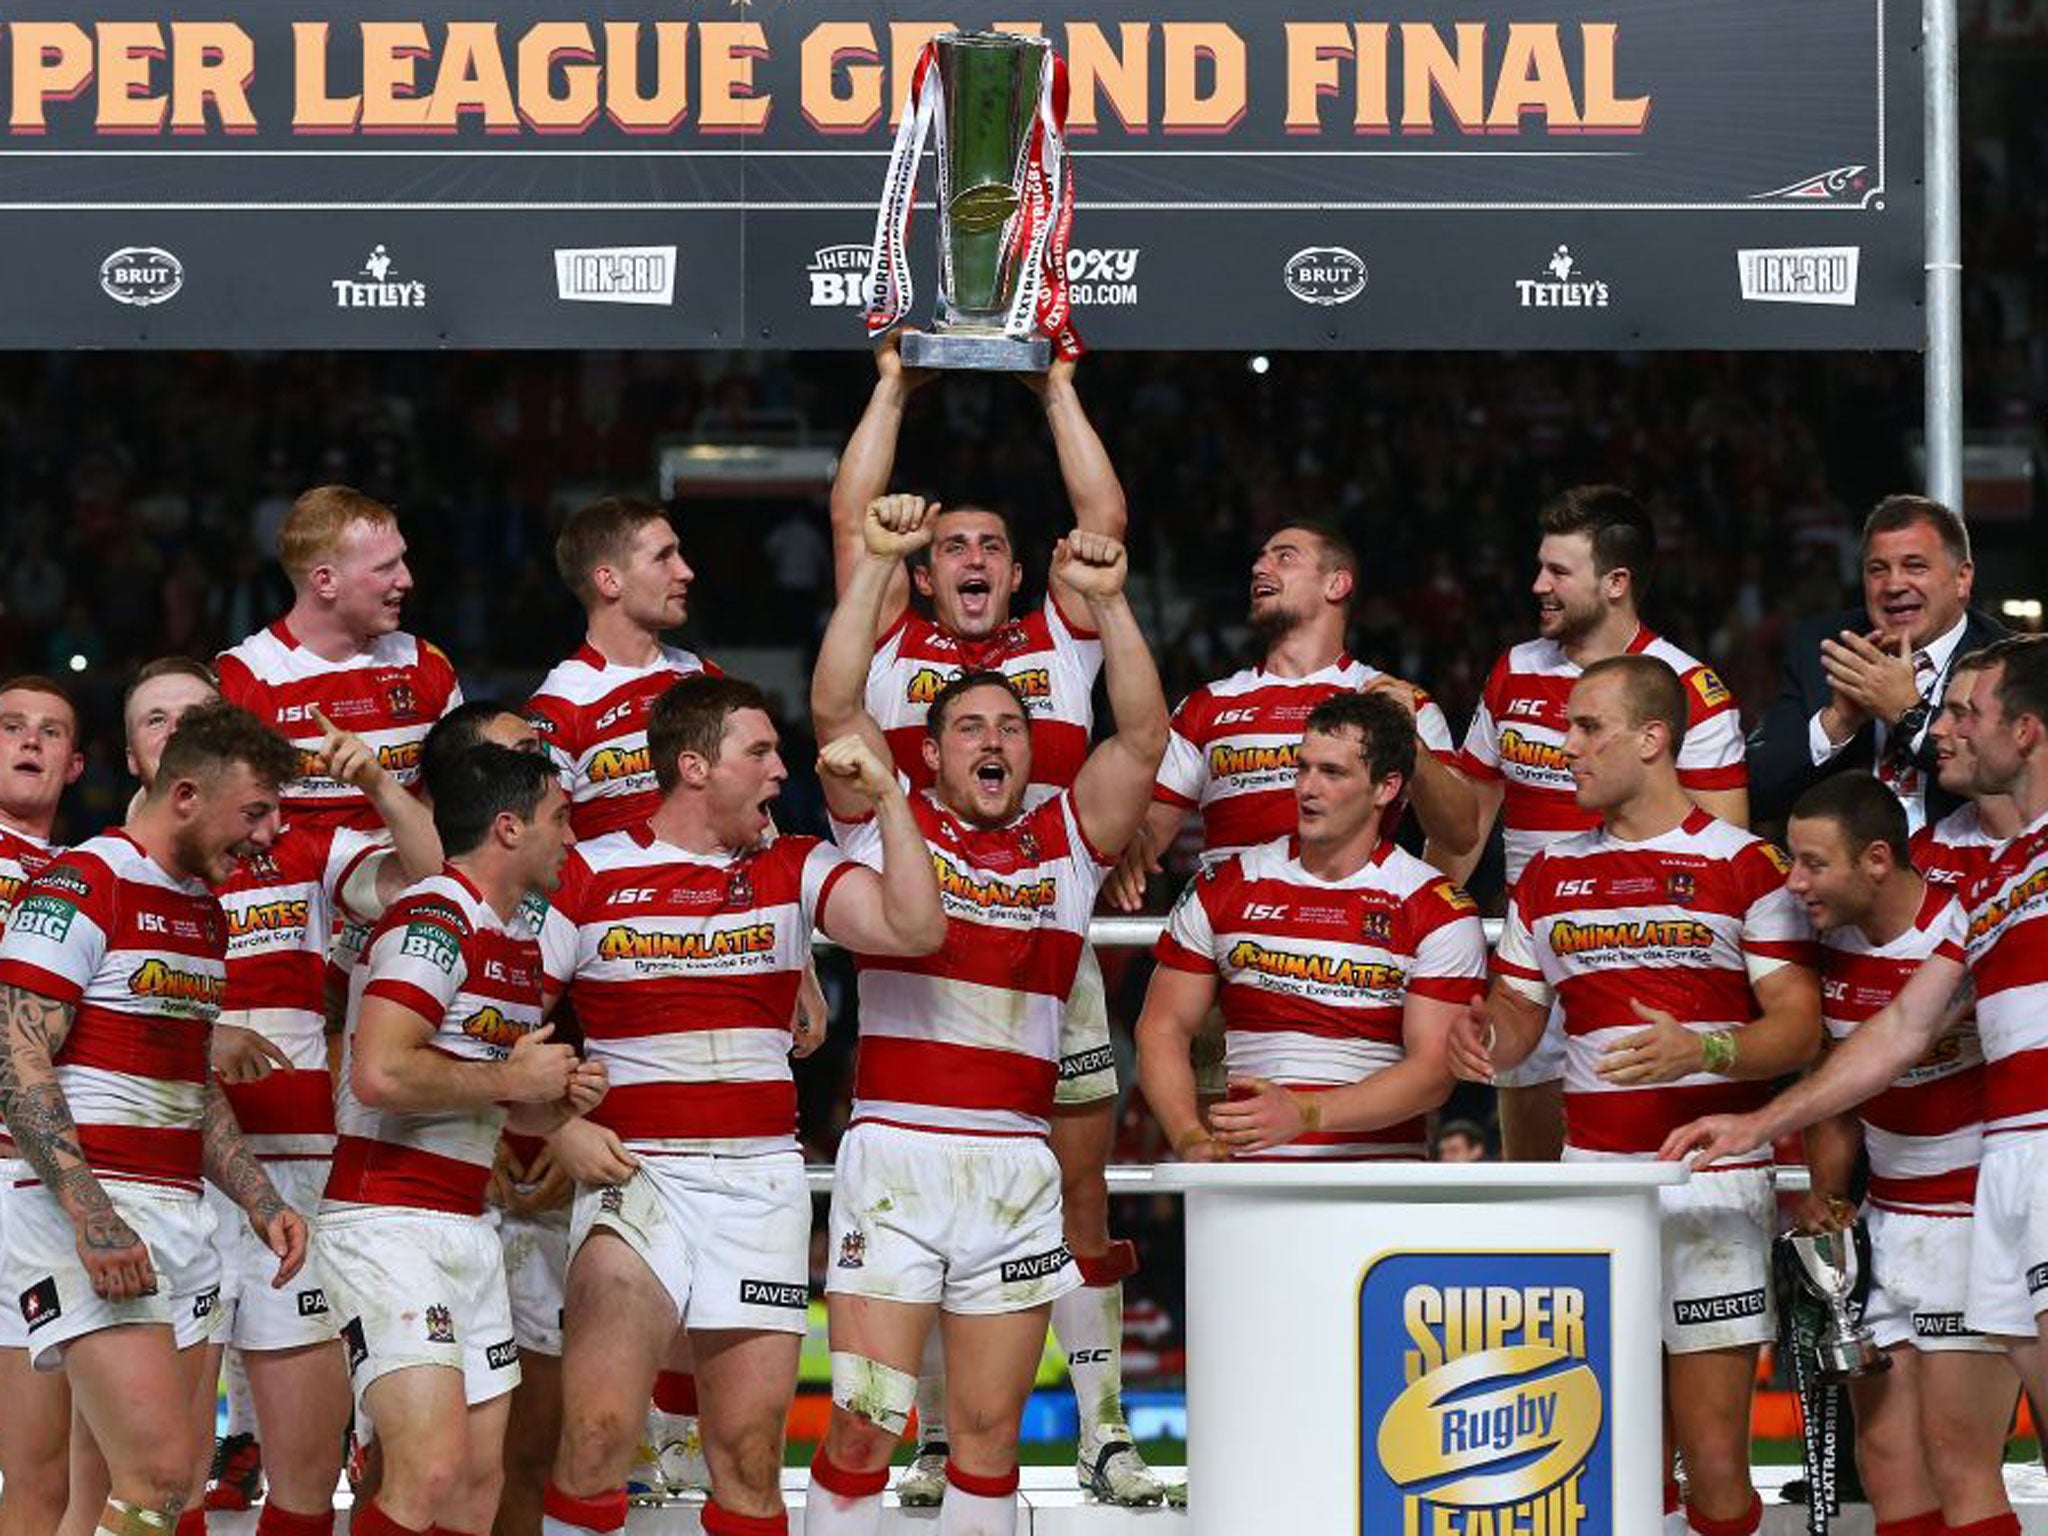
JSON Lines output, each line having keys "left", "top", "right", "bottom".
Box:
{"left": 1363, "top": 1252, "right": 1611, "bottom": 1535}
{"left": 906, "top": 667, "right": 1052, "bottom": 705}
{"left": 587, "top": 745, "right": 652, "bottom": 784}
{"left": 596, "top": 923, "right": 777, "bottom": 961}
{"left": 1496, "top": 729, "right": 1570, "bottom": 773}
{"left": 1210, "top": 742, "right": 1297, "bottom": 778}
{"left": 1548, "top": 917, "right": 1713, "bottom": 956}
{"left": 127, "top": 958, "right": 226, "bottom": 1009}
{"left": 1225, "top": 939, "right": 1404, "bottom": 992}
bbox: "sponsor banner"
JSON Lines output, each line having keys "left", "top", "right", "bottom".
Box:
{"left": 0, "top": 0, "right": 1918, "bottom": 348}
{"left": 1361, "top": 1250, "right": 1613, "bottom": 1535}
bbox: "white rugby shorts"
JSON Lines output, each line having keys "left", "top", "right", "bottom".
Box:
{"left": 205, "top": 1160, "right": 338, "bottom": 1351}
{"left": 568, "top": 1152, "right": 811, "bottom": 1335}
{"left": 826, "top": 1121, "right": 1081, "bottom": 1315}
{"left": 1863, "top": 1205, "right": 1996, "bottom": 1353}
{"left": 1054, "top": 945, "right": 1118, "bottom": 1107}
{"left": 500, "top": 1205, "right": 571, "bottom": 1357}
{"left": 3, "top": 1178, "right": 222, "bottom": 1370}
{"left": 318, "top": 1205, "right": 519, "bottom": 1411}
{"left": 1965, "top": 1133, "right": 2048, "bottom": 1339}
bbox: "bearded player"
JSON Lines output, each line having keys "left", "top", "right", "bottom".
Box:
{"left": 1447, "top": 656, "right": 1818, "bottom": 1536}
{"left": 805, "top": 494, "right": 1165, "bottom": 1535}
{"left": 830, "top": 341, "right": 1160, "bottom": 1505}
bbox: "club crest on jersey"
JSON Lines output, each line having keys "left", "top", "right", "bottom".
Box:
{"left": 598, "top": 1186, "right": 625, "bottom": 1215}
{"left": 386, "top": 681, "right": 419, "bottom": 718}
{"left": 1016, "top": 828, "right": 1040, "bottom": 863}
{"left": 1665, "top": 871, "right": 1696, "bottom": 905}
{"left": 837, "top": 1231, "right": 867, "bottom": 1270}
{"left": 724, "top": 867, "right": 755, "bottom": 910}
{"left": 242, "top": 850, "right": 282, "bottom": 881}
{"left": 1360, "top": 909, "right": 1394, "bottom": 943}
{"left": 424, "top": 1304, "right": 455, "bottom": 1343}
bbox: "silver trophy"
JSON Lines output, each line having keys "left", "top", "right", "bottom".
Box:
{"left": 1785, "top": 1227, "right": 1890, "bottom": 1383}
{"left": 896, "top": 32, "right": 1056, "bottom": 371}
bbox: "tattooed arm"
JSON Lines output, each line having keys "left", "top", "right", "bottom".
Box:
{"left": 0, "top": 982, "right": 157, "bottom": 1300}
{"left": 201, "top": 1079, "right": 307, "bottom": 1288}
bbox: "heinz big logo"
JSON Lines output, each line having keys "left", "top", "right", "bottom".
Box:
{"left": 1361, "top": 1251, "right": 1610, "bottom": 1535}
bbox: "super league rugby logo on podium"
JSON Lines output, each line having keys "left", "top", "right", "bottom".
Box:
{"left": 1360, "top": 1251, "right": 1611, "bottom": 1535}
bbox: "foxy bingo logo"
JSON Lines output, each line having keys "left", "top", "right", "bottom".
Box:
{"left": 1361, "top": 1251, "right": 1611, "bottom": 1535}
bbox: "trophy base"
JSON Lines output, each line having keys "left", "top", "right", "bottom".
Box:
{"left": 901, "top": 329, "right": 1051, "bottom": 372}
{"left": 1817, "top": 1348, "right": 1892, "bottom": 1386}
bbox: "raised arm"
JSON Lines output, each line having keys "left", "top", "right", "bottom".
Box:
{"left": 814, "top": 494, "right": 937, "bottom": 759}
{"left": 830, "top": 337, "right": 933, "bottom": 634}
{"left": 316, "top": 708, "right": 444, "bottom": 912}
{"left": 1023, "top": 360, "right": 1129, "bottom": 632}
{"left": 1064, "top": 536, "right": 1170, "bottom": 858}
{"left": 813, "top": 736, "right": 946, "bottom": 957}
{"left": 1105, "top": 800, "right": 1189, "bottom": 913}
{"left": 1422, "top": 774, "right": 1503, "bottom": 886}
{"left": 1134, "top": 963, "right": 1224, "bottom": 1161}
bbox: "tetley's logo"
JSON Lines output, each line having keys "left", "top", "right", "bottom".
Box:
{"left": 1362, "top": 1251, "right": 1611, "bottom": 1535}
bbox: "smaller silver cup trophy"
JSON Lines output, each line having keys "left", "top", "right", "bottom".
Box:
{"left": 1784, "top": 1227, "right": 1890, "bottom": 1383}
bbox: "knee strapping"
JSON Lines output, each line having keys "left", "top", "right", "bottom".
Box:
{"left": 98, "top": 1503, "right": 176, "bottom": 1536}
{"left": 829, "top": 1352, "right": 917, "bottom": 1438}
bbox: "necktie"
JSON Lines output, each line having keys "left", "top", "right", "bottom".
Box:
{"left": 1881, "top": 651, "right": 1938, "bottom": 774}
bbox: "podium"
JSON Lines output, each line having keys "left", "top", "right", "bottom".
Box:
{"left": 1154, "top": 1161, "right": 1686, "bottom": 1536}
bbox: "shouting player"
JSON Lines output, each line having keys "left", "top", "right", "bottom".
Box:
{"left": 830, "top": 343, "right": 1161, "bottom": 1506}
{"left": 1137, "top": 691, "right": 1486, "bottom": 1162}
{"left": 1447, "top": 655, "right": 1818, "bottom": 1536}
{"left": 536, "top": 674, "right": 943, "bottom": 1536}
{"left": 806, "top": 495, "right": 1166, "bottom": 1535}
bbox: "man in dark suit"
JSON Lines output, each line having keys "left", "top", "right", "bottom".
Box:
{"left": 1748, "top": 494, "right": 2007, "bottom": 832}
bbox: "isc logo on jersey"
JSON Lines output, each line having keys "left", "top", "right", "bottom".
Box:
{"left": 1363, "top": 1251, "right": 1612, "bottom": 1535}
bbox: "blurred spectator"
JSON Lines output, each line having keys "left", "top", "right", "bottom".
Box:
{"left": 1432, "top": 1120, "right": 1492, "bottom": 1163}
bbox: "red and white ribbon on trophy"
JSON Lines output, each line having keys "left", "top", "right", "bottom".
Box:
{"left": 865, "top": 39, "right": 1084, "bottom": 360}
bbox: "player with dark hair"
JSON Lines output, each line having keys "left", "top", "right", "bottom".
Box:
{"left": 318, "top": 744, "right": 600, "bottom": 1536}
{"left": 805, "top": 495, "right": 1166, "bottom": 1535}
{"left": 1449, "top": 654, "right": 1818, "bottom": 1536}
{"left": 1431, "top": 486, "right": 1750, "bottom": 1163}
{"left": 1138, "top": 690, "right": 1486, "bottom": 1163}
{"left": 0, "top": 703, "right": 308, "bottom": 1536}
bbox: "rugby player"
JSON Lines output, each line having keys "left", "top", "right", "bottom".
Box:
{"left": 1914, "top": 651, "right": 2023, "bottom": 891}
{"left": 1665, "top": 636, "right": 2048, "bottom": 1536}
{"left": 1137, "top": 691, "right": 1486, "bottom": 1162}
{"left": 1778, "top": 772, "right": 2016, "bottom": 1535}
{"left": 0, "top": 704, "right": 310, "bottom": 1536}
{"left": 1448, "top": 655, "right": 1818, "bottom": 1536}
{"left": 1433, "top": 486, "right": 1749, "bottom": 1163}
{"left": 0, "top": 677, "right": 86, "bottom": 1536}
{"left": 535, "top": 674, "right": 943, "bottom": 1536}
{"left": 805, "top": 495, "right": 1166, "bottom": 1536}
{"left": 319, "top": 745, "right": 601, "bottom": 1536}
{"left": 830, "top": 344, "right": 1161, "bottom": 1506}
{"left": 219, "top": 485, "right": 463, "bottom": 833}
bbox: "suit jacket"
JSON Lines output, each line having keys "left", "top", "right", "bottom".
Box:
{"left": 1746, "top": 605, "right": 2009, "bottom": 825}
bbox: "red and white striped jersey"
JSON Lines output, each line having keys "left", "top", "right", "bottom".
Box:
{"left": 218, "top": 622, "right": 463, "bottom": 833}
{"left": 1495, "top": 809, "right": 1815, "bottom": 1162}
{"left": 1820, "top": 884, "right": 1978, "bottom": 1215}
{"left": 1154, "top": 659, "right": 1456, "bottom": 863}
{"left": 1961, "top": 810, "right": 2048, "bottom": 1141}
{"left": 866, "top": 600, "right": 1101, "bottom": 793}
{"left": 833, "top": 789, "right": 1112, "bottom": 1138}
{"left": 0, "top": 830, "right": 226, "bottom": 1193}
{"left": 0, "top": 823, "right": 57, "bottom": 931}
{"left": 1912, "top": 803, "right": 2003, "bottom": 893}
{"left": 1154, "top": 836, "right": 1486, "bottom": 1159}
{"left": 326, "top": 867, "right": 543, "bottom": 1216}
{"left": 216, "top": 823, "right": 382, "bottom": 1162}
{"left": 525, "top": 642, "right": 719, "bottom": 839}
{"left": 540, "top": 828, "right": 855, "bottom": 1157}
{"left": 1457, "top": 631, "right": 1747, "bottom": 887}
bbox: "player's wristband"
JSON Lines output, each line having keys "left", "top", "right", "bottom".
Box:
{"left": 1699, "top": 1029, "right": 1739, "bottom": 1075}
{"left": 1292, "top": 1091, "right": 1323, "bottom": 1133}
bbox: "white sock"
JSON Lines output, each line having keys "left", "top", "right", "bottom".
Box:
{"left": 224, "top": 1348, "right": 257, "bottom": 1439}
{"left": 936, "top": 1466, "right": 1016, "bottom": 1536}
{"left": 1053, "top": 1277, "right": 1126, "bottom": 1435}
{"left": 804, "top": 1453, "right": 885, "bottom": 1536}
{"left": 915, "top": 1328, "right": 947, "bottom": 1446}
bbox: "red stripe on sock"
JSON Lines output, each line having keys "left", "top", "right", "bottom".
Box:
{"left": 1074, "top": 1240, "right": 1138, "bottom": 1287}
{"left": 350, "top": 1501, "right": 427, "bottom": 1536}
{"left": 1684, "top": 1494, "right": 1761, "bottom": 1536}
{"left": 255, "top": 1505, "right": 337, "bottom": 1536}
{"left": 175, "top": 1511, "right": 206, "bottom": 1536}
{"left": 806, "top": 1448, "right": 888, "bottom": 1501}
{"left": 651, "top": 1371, "right": 698, "bottom": 1416}
{"left": 1944, "top": 1516, "right": 2022, "bottom": 1536}
{"left": 540, "top": 1484, "right": 628, "bottom": 1534}
{"left": 701, "top": 1502, "right": 788, "bottom": 1536}
{"left": 944, "top": 1461, "right": 1020, "bottom": 1499}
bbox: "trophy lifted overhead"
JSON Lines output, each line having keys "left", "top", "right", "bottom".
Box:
{"left": 865, "top": 30, "right": 1082, "bottom": 371}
